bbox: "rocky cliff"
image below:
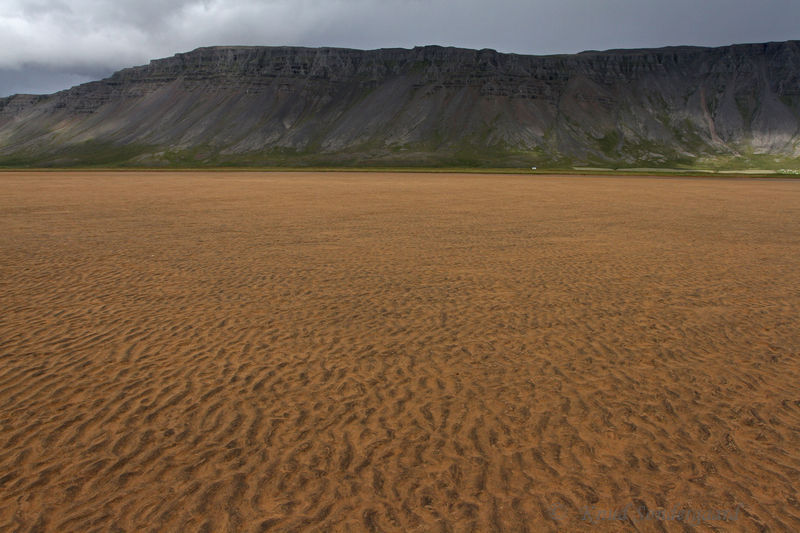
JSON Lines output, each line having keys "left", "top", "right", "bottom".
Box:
{"left": 1, "top": 41, "right": 799, "bottom": 167}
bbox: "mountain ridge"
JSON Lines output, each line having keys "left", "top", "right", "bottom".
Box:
{"left": 1, "top": 41, "right": 799, "bottom": 167}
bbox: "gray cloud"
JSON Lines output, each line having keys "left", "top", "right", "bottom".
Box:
{"left": 1, "top": 0, "right": 798, "bottom": 96}
{"left": 0, "top": 65, "right": 112, "bottom": 96}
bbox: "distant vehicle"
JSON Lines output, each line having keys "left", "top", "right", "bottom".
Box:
{"left": 531, "top": 166, "right": 537, "bottom": 170}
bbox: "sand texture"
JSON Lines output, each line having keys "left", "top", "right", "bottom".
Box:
{"left": 1, "top": 172, "right": 799, "bottom": 532}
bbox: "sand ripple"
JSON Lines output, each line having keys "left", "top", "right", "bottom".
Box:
{"left": 1, "top": 172, "right": 799, "bottom": 532}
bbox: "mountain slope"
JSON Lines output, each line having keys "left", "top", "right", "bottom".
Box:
{"left": 1, "top": 42, "right": 799, "bottom": 167}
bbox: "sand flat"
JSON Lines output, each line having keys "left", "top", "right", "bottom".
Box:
{"left": 1, "top": 171, "right": 799, "bottom": 532}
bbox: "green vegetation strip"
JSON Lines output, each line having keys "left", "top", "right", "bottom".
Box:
{"left": 1, "top": 167, "right": 797, "bottom": 178}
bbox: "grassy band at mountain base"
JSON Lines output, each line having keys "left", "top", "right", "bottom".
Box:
{"left": 1, "top": 171, "right": 798, "bottom": 531}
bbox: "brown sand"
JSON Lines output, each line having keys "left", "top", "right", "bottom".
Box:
{"left": 1, "top": 171, "right": 799, "bottom": 532}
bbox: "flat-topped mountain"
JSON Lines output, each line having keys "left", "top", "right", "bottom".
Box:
{"left": 1, "top": 42, "right": 799, "bottom": 167}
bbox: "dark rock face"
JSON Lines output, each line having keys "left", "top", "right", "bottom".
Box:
{"left": 1, "top": 42, "right": 799, "bottom": 166}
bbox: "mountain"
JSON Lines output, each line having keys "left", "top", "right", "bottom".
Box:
{"left": 1, "top": 42, "right": 799, "bottom": 168}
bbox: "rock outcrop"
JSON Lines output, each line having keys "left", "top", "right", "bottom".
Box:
{"left": 1, "top": 42, "right": 799, "bottom": 167}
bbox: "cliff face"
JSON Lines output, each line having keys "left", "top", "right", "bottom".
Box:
{"left": 1, "top": 42, "right": 799, "bottom": 167}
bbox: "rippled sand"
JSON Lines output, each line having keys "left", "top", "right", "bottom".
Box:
{"left": 1, "top": 171, "right": 799, "bottom": 532}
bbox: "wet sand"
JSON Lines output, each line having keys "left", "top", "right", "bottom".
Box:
{"left": 1, "top": 171, "right": 799, "bottom": 532}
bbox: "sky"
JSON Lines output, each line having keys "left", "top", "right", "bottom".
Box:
{"left": 1, "top": 0, "right": 798, "bottom": 97}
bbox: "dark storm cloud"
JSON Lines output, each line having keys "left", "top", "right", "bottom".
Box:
{"left": 1, "top": 0, "right": 798, "bottom": 96}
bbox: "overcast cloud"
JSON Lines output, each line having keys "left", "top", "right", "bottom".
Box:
{"left": 1, "top": 0, "right": 798, "bottom": 96}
